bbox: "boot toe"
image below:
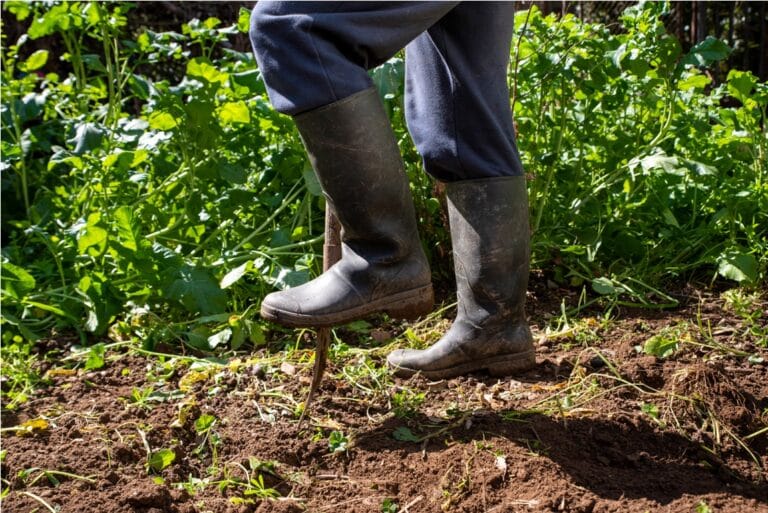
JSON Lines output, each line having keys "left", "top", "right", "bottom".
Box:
{"left": 260, "top": 291, "right": 302, "bottom": 323}
{"left": 386, "top": 349, "right": 423, "bottom": 378}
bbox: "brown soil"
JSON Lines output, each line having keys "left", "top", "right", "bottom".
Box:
{"left": 2, "top": 284, "right": 767, "bottom": 513}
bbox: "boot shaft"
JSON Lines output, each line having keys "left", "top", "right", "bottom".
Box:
{"left": 294, "top": 87, "right": 421, "bottom": 264}
{"left": 445, "top": 176, "right": 530, "bottom": 322}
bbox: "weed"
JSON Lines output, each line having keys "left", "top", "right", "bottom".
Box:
{"left": 220, "top": 458, "right": 282, "bottom": 503}
{"left": 722, "top": 289, "right": 768, "bottom": 346}
{"left": 381, "top": 498, "right": 399, "bottom": 513}
{"left": 193, "top": 413, "right": 222, "bottom": 470}
{"left": 640, "top": 322, "right": 693, "bottom": 358}
{"left": 391, "top": 388, "right": 425, "bottom": 419}
{"left": 123, "top": 386, "right": 156, "bottom": 410}
{"left": 328, "top": 430, "right": 349, "bottom": 454}
{"left": 15, "top": 467, "right": 96, "bottom": 487}
{"left": 0, "top": 338, "right": 48, "bottom": 409}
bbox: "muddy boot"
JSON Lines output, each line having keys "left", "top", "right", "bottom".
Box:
{"left": 387, "top": 176, "right": 535, "bottom": 379}
{"left": 260, "top": 87, "right": 433, "bottom": 328}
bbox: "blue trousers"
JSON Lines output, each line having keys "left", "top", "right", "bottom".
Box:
{"left": 249, "top": 1, "right": 523, "bottom": 182}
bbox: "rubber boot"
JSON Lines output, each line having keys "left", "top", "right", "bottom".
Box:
{"left": 387, "top": 176, "right": 535, "bottom": 379}
{"left": 260, "top": 87, "right": 433, "bottom": 328}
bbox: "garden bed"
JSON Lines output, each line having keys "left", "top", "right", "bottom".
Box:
{"left": 3, "top": 283, "right": 766, "bottom": 512}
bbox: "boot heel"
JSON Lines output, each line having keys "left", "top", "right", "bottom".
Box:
{"left": 486, "top": 351, "right": 536, "bottom": 376}
{"left": 385, "top": 285, "right": 434, "bottom": 320}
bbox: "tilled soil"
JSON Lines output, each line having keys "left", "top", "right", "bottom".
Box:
{"left": 2, "top": 286, "right": 767, "bottom": 513}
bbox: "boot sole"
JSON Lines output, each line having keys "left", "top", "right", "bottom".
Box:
{"left": 390, "top": 349, "right": 536, "bottom": 380}
{"left": 260, "top": 284, "right": 434, "bottom": 328}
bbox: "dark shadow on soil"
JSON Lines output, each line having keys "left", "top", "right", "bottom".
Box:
{"left": 353, "top": 412, "right": 768, "bottom": 506}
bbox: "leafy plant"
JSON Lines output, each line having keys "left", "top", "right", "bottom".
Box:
{"left": 328, "top": 430, "right": 349, "bottom": 453}
{"left": 147, "top": 448, "right": 176, "bottom": 474}
{"left": 1, "top": 0, "right": 765, "bottom": 360}
{"left": 642, "top": 322, "right": 692, "bottom": 358}
{"left": 381, "top": 498, "right": 399, "bottom": 513}
{"left": 391, "top": 389, "right": 425, "bottom": 419}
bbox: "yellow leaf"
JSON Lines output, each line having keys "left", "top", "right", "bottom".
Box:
{"left": 178, "top": 369, "right": 212, "bottom": 392}
{"left": 45, "top": 368, "right": 77, "bottom": 378}
{"left": 15, "top": 418, "right": 50, "bottom": 437}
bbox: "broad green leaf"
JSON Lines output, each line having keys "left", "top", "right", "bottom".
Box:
{"left": 640, "top": 152, "right": 679, "bottom": 173}
{"left": 302, "top": 166, "right": 323, "bottom": 196}
{"left": 207, "top": 328, "right": 231, "bottom": 349}
{"left": 237, "top": 7, "right": 251, "bottom": 32}
{"left": 21, "top": 49, "right": 49, "bottom": 72}
{"left": 231, "top": 69, "right": 265, "bottom": 95}
{"left": 148, "top": 111, "right": 178, "bottom": 131}
{"left": 1, "top": 262, "right": 36, "bottom": 299}
{"left": 187, "top": 58, "right": 228, "bottom": 84}
{"left": 167, "top": 266, "right": 227, "bottom": 315}
{"left": 677, "top": 73, "right": 710, "bottom": 91}
{"left": 681, "top": 36, "right": 730, "bottom": 67}
{"left": 220, "top": 261, "right": 251, "bottom": 289}
{"left": 68, "top": 122, "right": 105, "bottom": 155}
{"left": 6, "top": 1, "right": 32, "bottom": 21}
{"left": 77, "top": 214, "right": 108, "bottom": 255}
{"left": 727, "top": 70, "right": 757, "bottom": 102}
{"left": 102, "top": 150, "right": 135, "bottom": 172}
{"left": 194, "top": 413, "right": 216, "bottom": 433}
{"left": 218, "top": 101, "right": 250, "bottom": 125}
{"left": 643, "top": 335, "right": 679, "bottom": 359}
{"left": 392, "top": 426, "right": 420, "bottom": 442}
{"left": 246, "top": 321, "right": 266, "bottom": 346}
{"left": 114, "top": 206, "right": 139, "bottom": 251}
{"left": 203, "top": 17, "right": 221, "bottom": 29}
{"left": 85, "top": 343, "right": 106, "bottom": 371}
{"left": 591, "top": 277, "right": 620, "bottom": 295}
{"left": 148, "top": 449, "right": 176, "bottom": 473}
{"left": 717, "top": 251, "right": 758, "bottom": 284}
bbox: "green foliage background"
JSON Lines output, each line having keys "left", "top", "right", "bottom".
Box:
{"left": 1, "top": 2, "right": 766, "bottom": 351}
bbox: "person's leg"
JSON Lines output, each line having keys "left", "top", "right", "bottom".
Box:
{"left": 403, "top": 2, "right": 523, "bottom": 182}
{"left": 250, "top": 1, "right": 458, "bottom": 115}
{"left": 249, "top": 2, "right": 458, "bottom": 327}
{"left": 388, "top": 3, "right": 535, "bottom": 378}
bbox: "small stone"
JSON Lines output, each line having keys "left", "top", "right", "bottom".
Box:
{"left": 250, "top": 364, "right": 266, "bottom": 379}
{"left": 280, "top": 362, "right": 296, "bottom": 376}
{"left": 371, "top": 329, "right": 392, "bottom": 343}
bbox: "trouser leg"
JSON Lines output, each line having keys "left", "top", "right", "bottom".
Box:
{"left": 249, "top": 1, "right": 459, "bottom": 115}
{"left": 404, "top": 2, "right": 523, "bottom": 181}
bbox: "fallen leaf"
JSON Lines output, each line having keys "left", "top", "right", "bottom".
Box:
{"left": 15, "top": 418, "right": 50, "bottom": 437}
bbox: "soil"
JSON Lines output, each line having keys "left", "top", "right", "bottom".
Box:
{"left": 2, "top": 280, "right": 767, "bottom": 513}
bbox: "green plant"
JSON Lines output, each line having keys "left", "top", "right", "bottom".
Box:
{"left": 512, "top": 2, "right": 766, "bottom": 297}
{"left": 1, "top": 1, "right": 765, "bottom": 362}
{"left": 193, "top": 413, "right": 222, "bottom": 470}
{"left": 328, "top": 430, "right": 349, "bottom": 454}
{"left": 147, "top": 448, "right": 176, "bottom": 474}
{"left": 381, "top": 498, "right": 399, "bottom": 513}
{"left": 722, "top": 289, "right": 768, "bottom": 346}
{"left": 1, "top": 3, "right": 322, "bottom": 350}
{"left": 391, "top": 389, "right": 425, "bottom": 419}
{"left": 641, "top": 322, "right": 692, "bottom": 358}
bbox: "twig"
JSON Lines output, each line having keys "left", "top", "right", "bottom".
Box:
{"left": 19, "top": 491, "right": 57, "bottom": 513}
{"left": 401, "top": 495, "right": 424, "bottom": 512}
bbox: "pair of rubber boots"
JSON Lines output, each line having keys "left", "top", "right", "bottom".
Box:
{"left": 260, "top": 87, "right": 535, "bottom": 379}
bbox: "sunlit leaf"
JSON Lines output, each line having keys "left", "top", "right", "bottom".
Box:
{"left": 148, "top": 448, "right": 176, "bottom": 473}
{"left": 15, "top": 418, "right": 49, "bottom": 437}
{"left": 21, "top": 49, "right": 49, "bottom": 71}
